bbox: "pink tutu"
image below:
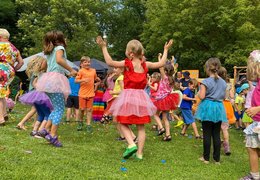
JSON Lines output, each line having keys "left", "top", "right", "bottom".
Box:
{"left": 5, "top": 97, "right": 14, "bottom": 109}
{"left": 153, "top": 93, "right": 179, "bottom": 111}
{"left": 109, "top": 89, "right": 157, "bottom": 116}
{"left": 19, "top": 90, "right": 53, "bottom": 110}
{"left": 36, "top": 72, "right": 71, "bottom": 98}
{"left": 102, "top": 88, "right": 113, "bottom": 102}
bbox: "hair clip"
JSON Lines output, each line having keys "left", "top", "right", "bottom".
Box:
{"left": 250, "top": 50, "right": 260, "bottom": 62}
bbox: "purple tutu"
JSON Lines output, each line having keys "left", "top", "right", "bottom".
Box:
{"left": 19, "top": 90, "right": 53, "bottom": 110}
{"left": 5, "top": 97, "right": 14, "bottom": 109}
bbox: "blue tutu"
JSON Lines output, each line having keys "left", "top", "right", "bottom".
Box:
{"left": 195, "top": 99, "right": 227, "bottom": 123}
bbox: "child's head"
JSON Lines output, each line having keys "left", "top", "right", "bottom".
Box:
{"left": 237, "top": 83, "right": 250, "bottom": 95}
{"left": 205, "top": 58, "right": 222, "bottom": 79}
{"left": 174, "top": 81, "right": 181, "bottom": 90}
{"left": 26, "top": 55, "right": 47, "bottom": 78}
{"left": 125, "top": 40, "right": 144, "bottom": 60}
{"left": 218, "top": 66, "right": 227, "bottom": 81}
{"left": 43, "top": 30, "right": 66, "bottom": 55}
{"left": 80, "top": 56, "right": 91, "bottom": 69}
{"left": 164, "top": 61, "right": 175, "bottom": 86}
{"left": 151, "top": 72, "right": 161, "bottom": 83}
{"left": 247, "top": 50, "right": 260, "bottom": 82}
{"left": 114, "top": 67, "right": 124, "bottom": 75}
{"left": 188, "top": 78, "right": 198, "bottom": 90}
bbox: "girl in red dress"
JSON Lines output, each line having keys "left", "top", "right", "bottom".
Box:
{"left": 96, "top": 36, "right": 173, "bottom": 160}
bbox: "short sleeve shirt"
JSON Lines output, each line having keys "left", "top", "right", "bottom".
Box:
{"left": 76, "top": 68, "right": 97, "bottom": 98}
{"left": 202, "top": 77, "right": 227, "bottom": 101}
{"left": 69, "top": 77, "right": 80, "bottom": 96}
{"left": 46, "top": 46, "right": 67, "bottom": 74}
{"left": 235, "top": 96, "right": 245, "bottom": 111}
{"left": 180, "top": 88, "right": 194, "bottom": 110}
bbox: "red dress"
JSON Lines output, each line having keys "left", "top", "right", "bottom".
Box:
{"left": 109, "top": 59, "right": 157, "bottom": 124}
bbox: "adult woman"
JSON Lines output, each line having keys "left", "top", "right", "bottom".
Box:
{"left": 0, "top": 28, "right": 24, "bottom": 125}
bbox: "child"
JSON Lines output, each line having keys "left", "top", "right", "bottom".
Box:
{"left": 218, "top": 66, "right": 235, "bottom": 155}
{"left": 19, "top": 56, "right": 52, "bottom": 137}
{"left": 242, "top": 81, "right": 255, "bottom": 128}
{"left": 153, "top": 54, "right": 179, "bottom": 141}
{"left": 96, "top": 36, "right": 173, "bottom": 159}
{"left": 36, "top": 30, "right": 77, "bottom": 147}
{"left": 180, "top": 79, "right": 201, "bottom": 139}
{"left": 172, "top": 81, "right": 184, "bottom": 128}
{"left": 195, "top": 58, "right": 227, "bottom": 164}
{"left": 148, "top": 72, "right": 161, "bottom": 102}
{"left": 241, "top": 50, "right": 260, "bottom": 180}
{"left": 75, "top": 56, "right": 100, "bottom": 132}
{"left": 65, "top": 68, "right": 80, "bottom": 123}
{"left": 234, "top": 83, "right": 249, "bottom": 129}
{"left": 92, "top": 79, "right": 105, "bottom": 122}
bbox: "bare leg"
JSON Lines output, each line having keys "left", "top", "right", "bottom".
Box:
{"left": 50, "top": 124, "right": 58, "bottom": 137}
{"left": 121, "top": 124, "right": 135, "bottom": 146}
{"left": 248, "top": 147, "right": 259, "bottom": 173}
{"left": 75, "top": 109, "right": 79, "bottom": 121}
{"left": 181, "top": 124, "right": 189, "bottom": 134}
{"left": 0, "top": 98, "right": 6, "bottom": 123}
{"left": 136, "top": 124, "right": 145, "bottom": 156}
{"left": 86, "top": 108, "right": 92, "bottom": 126}
{"left": 162, "top": 112, "right": 170, "bottom": 136}
{"left": 17, "top": 106, "right": 37, "bottom": 129}
{"left": 116, "top": 123, "right": 124, "bottom": 138}
{"left": 191, "top": 122, "right": 200, "bottom": 137}
{"left": 66, "top": 108, "right": 72, "bottom": 121}
{"left": 38, "top": 120, "right": 47, "bottom": 131}
{"left": 33, "top": 121, "right": 41, "bottom": 131}
{"left": 153, "top": 111, "right": 163, "bottom": 130}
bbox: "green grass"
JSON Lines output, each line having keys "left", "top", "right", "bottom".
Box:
{"left": 0, "top": 103, "right": 250, "bottom": 179}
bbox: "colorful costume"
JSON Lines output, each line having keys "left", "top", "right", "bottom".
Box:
{"left": 102, "top": 75, "right": 115, "bottom": 102}
{"left": 0, "top": 42, "right": 19, "bottom": 98}
{"left": 110, "top": 59, "right": 156, "bottom": 124}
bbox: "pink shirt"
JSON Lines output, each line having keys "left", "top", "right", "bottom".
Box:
{"left": 245, "top": 86, "right": 255, "bottom": 108}
{"left": 252, "top": 79, "right": 260, "bottom": 121}
{"left": 155, "top": 76, "right": 172, "bottom": 100}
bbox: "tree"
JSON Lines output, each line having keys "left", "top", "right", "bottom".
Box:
{"left": 142, "top": 0, "right": 260, "bottom": 77}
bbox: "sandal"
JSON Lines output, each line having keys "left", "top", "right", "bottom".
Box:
{"left": 100, "top": 115, "right": 110, "bottom": 124}
{"left": 180, "top": 132, "right": 188, "bottom": 137}
{"left": 196, "top": 135, "right": 203, "bottom": 139}
{"left": 157, "top": 128, "right": 165, "bottom": 136}
{"left": 16, "top": 124, "right": 26, "bottom": 130}
{"left": 163, "top": 135, "right": 172, "bottom": 141}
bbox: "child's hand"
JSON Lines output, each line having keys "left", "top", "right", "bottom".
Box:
{"left": 96, "top": 36, "right": 107, "bottom": 48}
{"left": 246, "top": 107, "right": 260, "bottom": 117}
{"left": 82, "top": 78, "right": 90, "bottom": 83}
{"left": 70, "top": 69, "right": 78, "bottom": 77}
{"left": 164, "top": 39, "right": 173, "bottom": 50}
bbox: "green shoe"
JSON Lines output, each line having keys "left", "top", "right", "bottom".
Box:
{"left": 86, "top": 125, "right": 92, "bottom": 133}
{"left": 123, "top": 145, "right": 137, "bottom": 159}
{"left": 77, "top": 122, "right": 83, "bottom": 131}
{"left": 133, "top": 153, "right": 143, "bottom": 160}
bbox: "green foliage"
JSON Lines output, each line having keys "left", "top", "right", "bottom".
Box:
{"left": 16, "top": 0, "right": 100, "bottom": 60}
{"left": 142, "top": 0, "right": 260, "bottom": 77}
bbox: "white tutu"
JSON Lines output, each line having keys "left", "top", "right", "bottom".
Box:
{"left": 109, "top": 89, "right": 157, "bottom": 117}
{"left": 36, "top": 72, "right": 71, "bottom": 98}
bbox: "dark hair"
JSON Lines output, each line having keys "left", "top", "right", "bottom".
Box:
{"left": 164, "top": 61, "right": 175, "bottom": 86}
{"left": 43, "top": 31, "right": 66, "bottom": 55}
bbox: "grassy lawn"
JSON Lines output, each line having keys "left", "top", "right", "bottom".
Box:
{"left": 0, "top": 103, "right": 250, "bottom": 179}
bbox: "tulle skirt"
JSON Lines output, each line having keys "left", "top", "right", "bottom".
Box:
{"left": 223, "top": 100, "right": 236, "bottom": 124}
{"left": 36, "top": 72, "right": 71, "bottom": 98}
{"left": 5, "top": 97, "right": 14, "bottom": 109}
{"left": 19, "top": 90, "right": 53, "bottom": 110}
{"left": 195, "top": 99, "right": 227, "bottom": 123}
{"left": 153, "top": 93, "right": 179, "bottom": 111}
{"left": 102, "top": 88, "right": 113, "bottom": 102}
{"left": 0, "top": 62, "right": 15, "bottom": 98}
{"left": 110, "top": 89, "right": 157, "bottom": 117}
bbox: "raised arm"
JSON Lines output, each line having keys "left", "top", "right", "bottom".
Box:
{"left": 56, "top": 50, "right": 77, "bottom": 76}
{"left": 96, "top": 36, "right": 125, "bottom": 68}
{"left": 146, "top": 39, "right": 173, "bottom": 69}
{"left": 158, "top": 53, "right": 166, "bottom": 79}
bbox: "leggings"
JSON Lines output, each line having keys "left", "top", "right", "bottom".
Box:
{"left": 47, "top": 93, "right": 65, "bottom": 125}
{"left": 202, "top": 121, "right": 222, "bottom": 162}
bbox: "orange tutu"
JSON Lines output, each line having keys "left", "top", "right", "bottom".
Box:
{"left": 223, "top": 100, "right": 236, "bottom": 124}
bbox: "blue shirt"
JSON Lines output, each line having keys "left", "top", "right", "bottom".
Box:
{"left": 202, "top": 77, "right": 227, "bottom": 101}
{"left": 46, "top": 46, "right": 67, "bottom": 74}
{"left": 69, "top": 77, "right": 80, "bottom": 96}
{"left": 180, "top": 88, "right": 194, "bottom": 110}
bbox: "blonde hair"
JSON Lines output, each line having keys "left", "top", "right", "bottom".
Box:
{"left": 205, "top": 58, "right": 222, "bottom": 80}
{"left": 0, "top": 28, "right": 10, "bottom": 39}
{"left": 151, "top": 72, "right": 161, "bottom": 82}
{"left": 26, "top": 56, "right": 47, "bottom": 78}
{"left": 80, "top": 56, "right": 90, "bottom": 64}
{"left": 247, "top": 50, "right": 260, "bottom": 81}
{"left": 189, "top": 78, "right": 198, "bottom": 88}
{"left": 126, "top": 40, "right": 144, "bottom": 59}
